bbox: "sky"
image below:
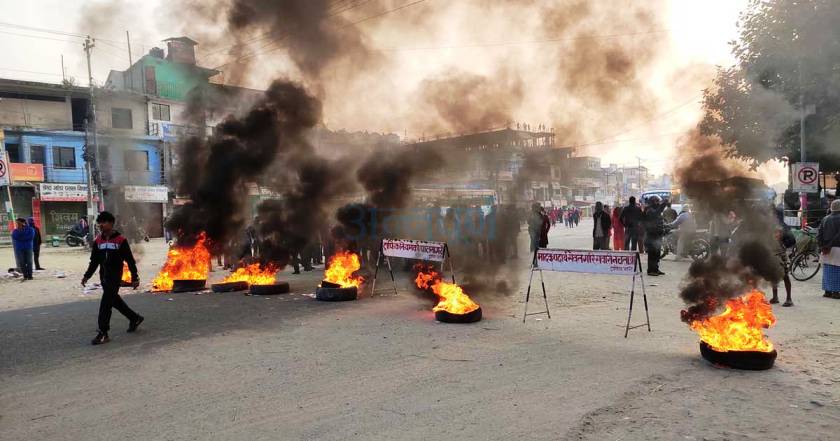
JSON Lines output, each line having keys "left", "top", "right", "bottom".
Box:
{"left": 0, "top": 0, "right": 786, "bottom": 182}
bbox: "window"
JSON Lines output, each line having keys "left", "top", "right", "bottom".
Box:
{"left": 53, "top": 146, "right": 76, "bottom": 169}
{"left": 30, "top": 145, "right": 46, "bottom": 165}
{"left": 151, "top": 103, "right": 170, "bottom": 121}
{"left": 124, "top": 150, "right": 149, "bottom": 171}
{"left": 111, "top": 108, "right": 133, "bottom": 129}
{"left": 5, "top": 143, "right": 20, "bottom": 162}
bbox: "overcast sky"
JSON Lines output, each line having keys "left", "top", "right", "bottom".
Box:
{"left": 0, "top": 0, "right": 784, "bottom": 181}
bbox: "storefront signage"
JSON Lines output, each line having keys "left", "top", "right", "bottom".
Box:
{"left": 39, "top": 183, "right": 89, "bottom": 202}
{"left": 10, "top": 162, "right": 44, "bottom": 182}
{"left": 124, "top": 185, "right": 169, "bottom": 203}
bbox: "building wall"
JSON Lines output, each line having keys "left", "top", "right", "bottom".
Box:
{"left": 2, "top": 131, "right": 86, "bottom": 183}
{"left": 96, "top": 94, "right": 148, "bottom": 136}
{"left": 0, "top": 97, "right": 72, "bottom": 130}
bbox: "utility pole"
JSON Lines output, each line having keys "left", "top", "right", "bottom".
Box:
{"left": 0, "top": 130, "right": 16, "bottom": 226}
{"left": 126, "top": 31, "right": 133, "bottom": 89}
{"left": 83, "top": 36, "right": 103, "bottom": 233}
{"left": 799, "top": 63, "right": 808, "bottom": 226}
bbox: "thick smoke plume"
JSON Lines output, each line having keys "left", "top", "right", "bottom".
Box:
{"left": 167, "top": 79, "right": 321, "bottom": 250}
{"left": 675, "top": 130, "right": 782, "bottom": 322}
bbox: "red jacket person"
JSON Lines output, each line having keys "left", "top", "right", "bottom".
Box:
{"left": 82, "top": 211, "right": 144, "bottom": 345}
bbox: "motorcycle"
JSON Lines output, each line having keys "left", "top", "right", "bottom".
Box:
{"left": 65, "top": 225, "right": 89, "bottom": 247}
{"left": 661, "top": 228, "right": 711, "bottom": 262}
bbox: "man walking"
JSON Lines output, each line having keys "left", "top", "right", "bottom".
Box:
{"left": 620, "top": 196, "right": 643, "bottom": 251}
{"left": 818, "top": 200, "right": 840, "bottom": 299}
{"left": 592, "top": 201, "right": 612, "bottom": 250}
{"left": 11, "top": 218, "right": 34, "bottom": 281}
{"left": 28, "top": 217, "right": 44, "bottom": 270}
{"left": 643, "top": 196, "right": 666, "bottom": 276}
{"left": 81, "top": 211, "right": 144, "bottom": 345}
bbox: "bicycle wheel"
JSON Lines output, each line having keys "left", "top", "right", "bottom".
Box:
{"left": 791, "top": 251, "right": 821, "bottom": 281}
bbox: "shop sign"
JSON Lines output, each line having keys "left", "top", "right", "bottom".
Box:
{"left": 124, "top": 185, "right": 169, "bottom": 203}
{"left": 10, "top": 162, "right": 44, "bottom": 182}
{"left": 40, "top": 183, "right": 89, "bottom": 202}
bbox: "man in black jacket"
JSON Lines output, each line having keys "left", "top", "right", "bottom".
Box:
{"left": 81, "top": 211, "right": 144, "bottom": 345}
{"left": 620, "top": 196, "right": 643, "bottom": 251}
{"left": 592, "top": 201, "right": 612, "bottom": 250}
{"left": 643, "top": 196, "right": 666, "bottom": 276}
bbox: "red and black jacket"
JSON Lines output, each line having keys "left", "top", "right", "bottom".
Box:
{"left": 83, "top": 230, "right": 138, "bottom": 286}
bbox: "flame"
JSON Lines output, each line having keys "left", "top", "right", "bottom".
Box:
{"left": 414, "top": 266, "right": 480, "bottom": 315}
{"left": 689, "top": 290, "right": 776, "bottom": 352}
{"left": 152, "top": 233, "right": 211, "bottom": 292}
{"left": 121, "top": 262, "right": 132, "bottom": 284}
{"left": 323, "top": 251, "right": 364, "bottom": 288}
{"left": 222, "top": 263, "right": 278, "bottom": 286}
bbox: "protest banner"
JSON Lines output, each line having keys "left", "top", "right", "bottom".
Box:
{"left": 372, "top": 238, "right": 454, "bottom": 296}
{"left": 524, "top": 248, "right": 651, "bottom": 338}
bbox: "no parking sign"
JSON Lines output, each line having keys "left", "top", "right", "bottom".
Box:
{"left": 792, "top": 162, "right": 819, "bottom": 193}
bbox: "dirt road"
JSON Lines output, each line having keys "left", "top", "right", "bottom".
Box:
{"left": 1, "top": 222, "right": 838, "bottom": 440}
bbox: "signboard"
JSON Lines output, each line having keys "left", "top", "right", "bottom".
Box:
{"left": 124, "top": 185, "right": 168, "bottom": 203}
{"left": 382, "top": 238, "right": 446, "bottom": 262}
{"left": 535, "top": 248, "right": 638, "bottom": 276}
{"left": 0, "top": 155, "right": 8, "bottom": 186}
{"left": 39, "top": 183, "right": 89, "bottom": 202}
{"left": 10, "top": 162, "right": 44, "bottom": 182}
{"left": 792, "top": 162, "right": 819, "bottom": 193}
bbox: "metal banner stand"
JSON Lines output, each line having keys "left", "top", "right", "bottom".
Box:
{"left": 623, "top": 251, "right": 651, "bottom": 338}
{"left": 371, "top": 239, "right": 455, "bottom": 296}
{"left": 522, "top": 249, "right": 551, "bottom": 322}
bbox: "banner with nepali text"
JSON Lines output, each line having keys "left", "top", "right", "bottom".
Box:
{"left": 535, "top": 248, "right": 638, "bottom": 275}
{"left": 382, "top": 238, "right": 446, "bottom": 262}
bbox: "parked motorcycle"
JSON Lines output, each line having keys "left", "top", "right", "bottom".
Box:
{"left": 65, "top": 225, "right": 89, "bottom": 247}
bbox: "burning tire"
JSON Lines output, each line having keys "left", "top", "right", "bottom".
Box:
{"left": 315, "top": 286, "right": 358, "bottom": 301}
{"left": 171, "top": 279, "right": 207, "bottom": 293}
{"left": 211, "top": 281, "right": 249, "bottom": 293}
{"left": 435, "top": 307, "right": 482, "bottom": 324}
{"left": 699, "top": 341, "right": 777, "bottom": 370}
{"left": 249, "top": 282, "right": 290, "bottom": 295}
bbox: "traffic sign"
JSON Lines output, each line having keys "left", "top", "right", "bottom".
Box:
{"left": 0, "top": 156, "right": 9, "bottom": 186}
{"left": 791, "top": 162, "right": 819, "bottom": 193}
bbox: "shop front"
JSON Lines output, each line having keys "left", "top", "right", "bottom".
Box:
{"left": 39, "top": 183, "right": 90, "bottom": 236}
{"left": 123, "top": 185, "right": 169, "bottom": 238}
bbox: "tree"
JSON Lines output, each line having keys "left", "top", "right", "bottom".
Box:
{"left": 701, "top": 0, "right": 840, "bottom": 172}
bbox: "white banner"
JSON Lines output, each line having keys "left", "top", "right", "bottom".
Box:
{"left": 791, "top": 162, "right": 819, "bottom": 193}
{"left": 535, "top": 248, "right": 638, "bottom": 275}
{"left": 382, "top": 238, "right": 447, "bottom": 262}
{"left": 124, "top": 185, "right": 168, "bottom": 203}
{"left": 39, "top": 183, "right": 89, "bottom": 202}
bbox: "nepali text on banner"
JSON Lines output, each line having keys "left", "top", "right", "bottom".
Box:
{"left": 382, "top": 238, "right": 446, "bottom": 262}
{"left": 535, "top": 248, "right": 637, "bottom": 275}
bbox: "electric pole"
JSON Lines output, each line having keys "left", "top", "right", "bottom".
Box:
{"left": 83, "top": 36, "right": 103, "bottom": 234}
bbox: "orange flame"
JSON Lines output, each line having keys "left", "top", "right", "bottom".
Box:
{"left": 689, "top": 290, "right": 776, "bottom": 352}
{"left": 324, "top": 251, "right": 364, "bottom": 288}
{"left": 121, "top": 262, "right": 132, "bottom": 284}
{"left": 414, "top": 267, "right": 480, "bottom": 315}
{"left": 152, "top": 233, "right": 211, "bottom": 292}
{"left": 222, "top": 263, "right": 278, "bottom": 286}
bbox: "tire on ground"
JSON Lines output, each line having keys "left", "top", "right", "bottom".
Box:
{"left": 249, "top": 282, "right": 290, "bottom": 295}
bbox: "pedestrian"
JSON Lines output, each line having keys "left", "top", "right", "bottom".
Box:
{"left": 11, "top": 218, "right": 35, "bottom": 281}
{"left": 592, "top": 201, "right": 612, "bottom": 250}
{"left": 668, "top": 205, "right": 696, "bottom": 259}
{"left": 528, "top": 203, "right": 544, "bottom": 253}
{"left": 817, "top": 199, "right": 840, "bottom": 299}
{"left": 27, "top": 217, "right": 44, "bottom": 270}
{"left": 573, "top": 208, "right": 580, "bottom": 227}
{"left": 540, "top": 206, "right": 551, "bottom": 248}
{"left": 770, "top": 227, "right": 794, "bottom": 306}
{"left": 642, "top": 196, "right": 666, "bottom": 276}
{"left": 81, "top": 211, "right": 144, "bottom": 346}
{"left": 611, "top": 205, "right": 624, "bottom": 250}
{"left": 620, "top": 196, "right": 643, "bottom": 251}
{"left": 709, "top": 212, "right": 731, "bottom": 256}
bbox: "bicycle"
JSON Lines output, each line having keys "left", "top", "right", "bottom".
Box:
{"left": 789, "top": 226, "right": 821, "bottom": 282}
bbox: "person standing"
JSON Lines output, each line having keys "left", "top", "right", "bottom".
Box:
{"left": 82, "top": 211, "right": 144, "bottom": 345}
{"left": 662, "top": 202, "right": 678, "bottom": 223}
{"left": 611, "top": 205, "right": 624, "bottom": 250}
{"left": 27, "top": 217, "right": 44, "bottom": 270}
{"left": 668, "top": 205, "right": 696, "bottom": 259}
{"left": 528, "top": 203, "right": 544, "bottom": 253}
{"left": 539, "top": 206, "right": 551, "bottom": 249}
{"left": 642, "top": 196, "right": 666, "bottom": 276}
{"left": 592, "top": 202, "right": 612, "bottom": 250}
{"left": 817, "top": 200, "right": 840, "bottom": 299}
{"left": 11, "top": 218, "right": 35, "bottom": 281}
{"left": 620, "top": 196, "right": 642, "bottom": 251}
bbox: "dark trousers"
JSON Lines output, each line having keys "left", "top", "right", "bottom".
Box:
{"left": 33, "top": 245, "right": 42, "bottom": 269}
{"left": 624, "top": 229, "right": 639, "bottom": 251}
{"left": 593, "top": 236, "right": 609, "bottom": 250}
{"left": 98, "top": 283, "right": 139, "bottom": 333}
{"left": 646, "top": 238, "right": 662, "bottom": 273}
{"left": 14, "top": 248, "right": 33, "bottom": 279}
